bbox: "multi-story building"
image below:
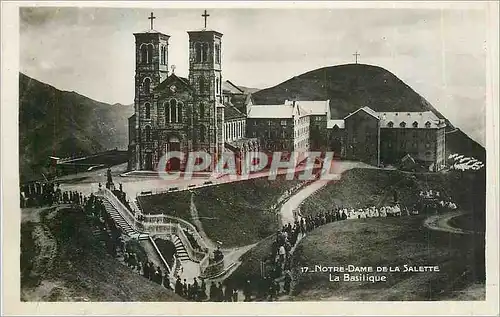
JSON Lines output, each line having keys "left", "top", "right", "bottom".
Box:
{"left": 327, "top": 107, "right": 447, "bottom": 171}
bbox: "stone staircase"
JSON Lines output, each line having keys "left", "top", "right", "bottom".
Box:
{"left": 172, "top": 235, "right": 190, "bottom": 262}
{"left": 102, "top": 199, "right": 136, "bottom": 236}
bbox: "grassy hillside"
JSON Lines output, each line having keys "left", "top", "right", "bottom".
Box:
{"left": 252, "top": 64, "right": 447, "bottom": 120}
{"left": 292, "top": 217, "right": 485, "bottom": 301}
{"left": 21, "top": 206, "right": 182, "bottom": 302}
{"left": 300, "top": 168, "right": 486, "bottom": 230}
{"left": 19, "top": 73, "right": 133, "bottom": 182}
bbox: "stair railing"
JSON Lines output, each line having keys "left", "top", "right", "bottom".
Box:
{"left": 96, "top": 188, "right": 140, "bottom": 232}
{"left": 174, "top": 223, "right": 206, "bottom": 262}
{"left": 148, "top": 236, "right": 172, "bottom": 276}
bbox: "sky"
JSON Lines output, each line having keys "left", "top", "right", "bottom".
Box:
{"left": 20, "top": 5, "right": 488, "bottom": 146}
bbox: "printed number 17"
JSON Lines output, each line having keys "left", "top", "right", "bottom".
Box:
{"left": 301, "top": 267, "right": 309, "bottom": 273}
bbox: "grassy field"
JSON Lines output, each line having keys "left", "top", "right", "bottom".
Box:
{"left": 192, "top": 176, "right": 303, "bottom": 247}
{"left": 290, "top": 216, "right": 485, "bottom": 301}
{"left": 137, "top": 190, "right": 192, "bottom": 219}
{"left": 20, "top": 206, "right": 183, "bottom": 302}
{"left": 300, "top": 169, "right": 485, "bottom": 222}
{"left": 138, "top": 175, "right": 305, "bottom": 247}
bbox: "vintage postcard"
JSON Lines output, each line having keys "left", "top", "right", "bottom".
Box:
{"left": 1, "top": 1, "right": 499, "bottom": 315}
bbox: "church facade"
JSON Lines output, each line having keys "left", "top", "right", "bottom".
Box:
{"left": 128, "top": 13, "right": 258, "bottom": 172}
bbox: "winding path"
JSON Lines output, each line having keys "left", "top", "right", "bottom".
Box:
{"left": 423, "top": 210, "right": 483, "bottom": 235}
{"left": 279, "top": 161, "right": 373, "bottom": 226}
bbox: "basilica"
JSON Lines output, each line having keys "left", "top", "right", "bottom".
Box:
{"left": 127, "top": 11, "right": 259, "bottom": 172}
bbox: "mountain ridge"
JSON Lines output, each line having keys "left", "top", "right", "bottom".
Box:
{"left": 19, "top": 72, "right": 133, "bottom": 182}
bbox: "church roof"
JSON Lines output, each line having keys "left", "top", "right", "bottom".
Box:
{"left": 134, "top": 29, "right": 170, "bottom": 36}
{"left": 230, "top": 94, "right": 252, "bottom": 111}
{"left": 223, "top": 80, "right": 244, "bottom": 94}
{"left": 379, "top": 111, "right": 445, "bottom": 129}
{"left": 188, "top": 29, "right": 223, "bottom": 36}
{"left": 154, "top": 74, "right": 192, "bottom": 93}
{"left": 224, "top": 103, "right": 246, "bottom": 120}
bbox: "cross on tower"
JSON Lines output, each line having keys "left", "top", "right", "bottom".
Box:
{"left": 202, "top": 10, "right": 210, "bottom": 29}
{"left": 148, "top": 12, "right": 156, "bottom": 30}
{"left": 353, "top": 51, "right": 360, "bottom": 64}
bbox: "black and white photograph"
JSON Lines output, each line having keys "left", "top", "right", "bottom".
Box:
{"left": 1, "top": 1, "right": 499, "bottom": 315}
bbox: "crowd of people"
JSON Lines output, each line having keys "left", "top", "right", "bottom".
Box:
{"left": 20, "top": 182, "right": 87, "bottom": 208}
{"left": 173, "top": 277, "right": 243, "bottom": 302}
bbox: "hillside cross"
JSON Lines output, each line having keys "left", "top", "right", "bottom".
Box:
{"left": 148, "top": 12, "right": 156, "bottom": 30}
{"left": 202, "top": 10, "right": 210, "bottom": 29}
{"left": 353, "top": 51, "right": 360, "bottom": 64}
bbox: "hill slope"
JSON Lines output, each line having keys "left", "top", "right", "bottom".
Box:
{"left": 19, "top": 73, "right": 133, "bottom": 182}
{"left": 253, "top": 64, "right": 446, "bottom": 119}
{"left": 252, "top": 63, "right": 485, "bottom": 159}
{"left": 21, "top": 206, "right": 182, "bottom": 302}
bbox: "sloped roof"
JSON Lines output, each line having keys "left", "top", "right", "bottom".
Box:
{"left": 230, "top": 94, "right": 249, "bottom": 110}
{"left": 327, "top": 119, "right": 345, "bottom": 129}
{"left": 379, "top": 111, "right": 445, "bottom": 129}
{"left": 223, "top": 80, "right": 244, "bottom": 94}
{"left": 224, "top": 103, "right": 246, "bottom": 120}
{"left": 344, "top": 106, "right": 379, "bottom": 120}
{"left": 134, "top": 29, "right": 170, "bottom": 36}
{"left": 154, "top": 74, "right": 192, "bottom": 93}
{"left": 285, "top": 100, "right": 329, "bottom": 115}
{"left": 247, "top": 104, "right": 294, "bottom": 119}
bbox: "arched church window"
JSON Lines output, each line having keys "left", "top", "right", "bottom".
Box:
{"left": 143, "top": 78, "right": 151, "bottom": 94}
{"left": 387, "top": 121, "right": 394, "bottom": 128}
{"left": 145, "top": 126, "right": 151, "bottom": 141}
{"left": 199, "top": 77, "right": 205, "bottom": 94}
{"left": 412, "top": 121, "right": 418, "bottom": 128}
{"left": 425, "top": 121, "right": 431, "bottom": 128}
{"left": 199, "top": 125, "right": 206, "bottom": 142}
{"left": 200, "top": 103, "right": 205, "bottom": 119}
{"left": 145, "top": 102, "right": 151, "bottom": 119}
{"left": 147, "top": 44, "right": 153, "bottom": 64}
{"left": 177, "top": 102, "right": 183, "bottom": 123}
{"left": 400, "top": 121, "right": 406, "bottom": 128}
{"left": 202, "top": 43, "right": 209, "bottom": 62}
{"left": 170, "top": 99, "right": 177, "bottom": 123}
{"left": 141, "top": 45, "right": 148, "bottom": 64}
{"left": 215, "top": 44, "right": 220, "bottom": 64}
{"left": 160, "top": 46, "right": 166, "bottom": 65}
{"left": 195, "top": 43, "right": 202, "bottom": 63}
{"left": 164, "top": 103, "right": 171, "bottom": 123}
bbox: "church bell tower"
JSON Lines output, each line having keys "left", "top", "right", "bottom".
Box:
{"left": 133, "top": 12, "right": 170, "bottom": 170}
{"left": 188, "top": 10, "right": 225, "bottom": 166}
